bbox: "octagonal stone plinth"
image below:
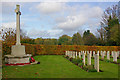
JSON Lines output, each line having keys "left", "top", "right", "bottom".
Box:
{"left": 4, "top": 54, "right": 31, "bottom": 64}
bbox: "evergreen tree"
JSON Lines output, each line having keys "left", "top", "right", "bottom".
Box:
{"left": 72, "top": 32, "right": 83, "bottom": 45}
{"left": 83, "top": 30, "right": 98, "bottom": 46}
{"left": 58, "top": 35, "right": 72, "bottom": 45}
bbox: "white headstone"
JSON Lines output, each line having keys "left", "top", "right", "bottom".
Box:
{"left": 103, "top": 51, "right": 106, "bottom": 56}
{"left": 112, "top": 51, "right": 114, "bottom": 57}
{"left": 101, "top": 51, "right": 105, "bottom": 60}
{"left": 94, "top": 54, "right": 99, "bottom": 72}
{"left": 79, "top": 52, "right": 81, "bottom": 58}
{"left": 107, "top": 51, "right": 110, "bottom": 60}
{"left": 82, "top": 52, "right": 85, "bottom": 65}
{"left": 93, "top": 51, "right": 95, "bottom": 57}
{"left": 87, "top": 51, "right": 91, "bottom": 65}
{"left": 113, "top": 51, "right": 117, "bottom": 62}
{"left": 73, "top": 51, "right": 75, "bottom": 58}
{"left": 117, "top": 51, "right": 120, "bottom": 58}
{"left": 97, "top": 51, "right": 99, "bottom": 55}
{"left": 76, "top": 51, "right": 77, "bottom": 59}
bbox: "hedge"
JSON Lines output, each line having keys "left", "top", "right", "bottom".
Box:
{"left": 2, "top": 42, "right": 120, "bottom": 56}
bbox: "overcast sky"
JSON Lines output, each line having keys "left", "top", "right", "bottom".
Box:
{"left": 0, "top": 1, "right": 118, "bottom": 39}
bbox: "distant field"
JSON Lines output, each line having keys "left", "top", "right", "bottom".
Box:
{"left": 2, "top": 55, "right": 119, "bottom": 78}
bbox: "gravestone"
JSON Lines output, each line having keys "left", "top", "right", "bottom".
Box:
{"left": 117, "top": 51, "right": 120, "bottom": 57}
{"left": 87, "top": 51, "right": 91, "bottom": 65}
{"left": 94, "top": 54, "right": 99, "bottom": 72}
{"left": 68, "top": 51, "right": 70, "bottom": 57}
{"left": 79, "top": 52, "right": 81, "bottom": 58}
{"left": 112, "top": 51, "right": 114, "bottom": 57}
{"left": 107, "top": 51, "right": 110, "bottom": 60}
{"left": 93, "top": 51, "right": 95, "bottom": 57}
{"left": 82, "top": 52, "right": 85, "bottom": 65}
{"left": 113, "top": 51, "right": 117, "bottom": 62}
{"left": 100, "top": 51, "right": 103, "bottom": 56}
{"left": 73, "top": 51, "right": 75, "bottom": 58}
{"left": 101, "top": 51, "right": 105, "bottom": 60}
{"left": 76, "top": 51, "right": 77, "bottom": 59}
{"left": 4, "top": 5, "right": 31, "bottom": 64}
{"left": 97, "top": 51, "right": 99, "bottom": 55}
{"left": 70, "top": 51, "right": 71, "bottom": 57}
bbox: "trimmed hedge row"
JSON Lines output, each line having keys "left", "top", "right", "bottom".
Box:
{"left": 2, "top": 42, "right": 120, "bottom": 56}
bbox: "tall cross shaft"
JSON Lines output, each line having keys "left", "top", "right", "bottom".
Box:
{"left": 15, "top": 5, "right": 21, "bottom": 45}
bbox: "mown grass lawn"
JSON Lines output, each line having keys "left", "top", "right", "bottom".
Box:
{"left": 2, "top": 55, "right": 119, "bottom": 78}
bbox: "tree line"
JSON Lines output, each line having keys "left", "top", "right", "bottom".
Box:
{"left": 1, "top": 4, "right": 120, "bottom": 46}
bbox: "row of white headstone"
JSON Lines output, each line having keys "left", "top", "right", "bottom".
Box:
{"left": 65, "top": 51, "right": 120, "bottom": 72}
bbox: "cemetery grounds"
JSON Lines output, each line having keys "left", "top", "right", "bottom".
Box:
{"left": 2, "top": 55, "right": 120, "bottom": 78}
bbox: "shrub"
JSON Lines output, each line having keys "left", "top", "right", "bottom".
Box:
{"left": 65, "top": 56, "right": 69, "bottom": 59}
{"left": 78, "top": 62, "right": 84, "bottom": 67}
{"left": 71, "top": 59, "right": 81, "bottom": 65}
{"left": 79, "top": 59, "right": 83, "bottom": 63}
{"left": 86, "top": 65, "right": 94, "bottom": 70}
{"left": 2, "top": 42, "right": 120, "bottom": 56}
{"left": 104, "top": 59, "right": 110, "bottom": 62}
{"left": 69, "top": 57, "right": 73, "bottom": 61}
{"left": 88, "top": 69, "right": 97, "bottom": 72}
{"left": 83, "top": 65, "right": 88, "bottom": 71}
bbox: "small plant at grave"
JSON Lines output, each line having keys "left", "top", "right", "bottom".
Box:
{"left": 88, "top": 69, "right": 97, "bottom": 72}
{"left": 64, "top": 55, "right": 69, "bottom": 59}
{"left": 78, "top": 62, "right": 84, "bottom": 68}
{"left": 86, "top": 65, "right": 94, "bottom": 70}
{"left": 104, "top": 59, "right": 110, "bottom": 63}
{"left": 113, "top": 61, "right": 118, "bottom": 64}
{"left": 83, "top": 65, "right": 88, "bottom": 71}
{"left": 79, "top": 59, "right": 83, "bottom": 63}
{"left": 71, "top": 59, "right": 81, "bottom": 65}
{"left": 69, "top": 57, "right": 73, "bottom": 61}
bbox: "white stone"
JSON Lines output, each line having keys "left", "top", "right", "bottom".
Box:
{"left": 101, "top": 51, "right": 105, "bottom": 60}
{"left": 82, "top": 52, "right": 85, "bottom": 65}
{"left": 67, "top": 51, "right": 68, "bottom": 56}
{"left": 100, "top": 51, "right": 103, "bottom": 56}
{"left": 90, "top": 51, "right": 92, "bottom": 55}
{"left": 76, "top": 52, "right": 77, "bottom": 59}
{"left": 87, "top": 51, "right": 91, "bottom": 65}
{"left": 117, "top": 51, "right": 120, "bottom": 57}
{"left": 107, "top": 51, "right": 110, "bottom": 60}
{"left": 15, "top": 5, "right": 21, "bottom": 45}
{"left": 65, "top": 51, "right": 67, "bottom": 56}
{"left": 73, "top": 51, "right": 75, "bottom": 58}
{"left": 81, "top": 51, "right": 83, "bottom": 55}
{"left": 4, "top": 55, "right": 31, "bottom": 64}
{"left": 79, "top": 52, "right": 81, "bottom": 58}
{"left": 97, "top": 51, "right": 99, "bottom": 55}
{"left": 93, "top": 51, "right": 95, "bottom": 57}
{"left": 112, "top": 51, "right": 114, "bottom": 57}
{"left": 82, "top": 51, "right": 84, "bottom": 55}
{"left": 84, "top": 51, "right": 86, "bottom": 55}
{"left": 70, "top": 51, "right": 72, "bottom": 58}
{"left": 68, "top": 51, "right": 70, "bottom": 57}
{"left": 94, "top": 54, "right": 99, "bottom": 72}
{"left": 103, "top": 51, "right": 106, "bottom": 56}
{"left": 113, "top": 51, "right": 117, "bottom": 62}
{"left": 94, "top": 54, "right": 96, "bottom": 69}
